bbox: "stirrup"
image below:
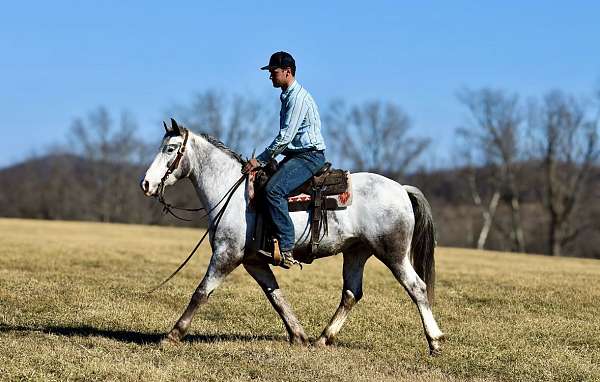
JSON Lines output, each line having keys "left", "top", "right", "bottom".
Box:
{"left": 256, "top": 239, "right": 302, "bottom": 269}
{"left": 274, "top": 239, "right": 302, "bottom": 269}
{"left": 256, "top": 249, "right": 302, "bottom": 269}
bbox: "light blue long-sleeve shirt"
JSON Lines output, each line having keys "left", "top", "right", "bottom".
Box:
{"left": 257, "top": 80, "right": 326, "bottom": 162}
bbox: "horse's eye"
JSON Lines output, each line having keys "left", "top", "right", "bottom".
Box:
{"left": 163, "top": 145, "right": 177, "bottom": 154}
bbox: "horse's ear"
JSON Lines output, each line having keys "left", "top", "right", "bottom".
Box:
{"left": 170, "top": 118, "right": 181, "bottom": 135}
{"left": 163, "top": 121, "right": 170, "bottom": 134}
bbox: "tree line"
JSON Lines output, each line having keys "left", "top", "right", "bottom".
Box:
{"left": 0, "top": 87, "right": 598, "bottom": 258}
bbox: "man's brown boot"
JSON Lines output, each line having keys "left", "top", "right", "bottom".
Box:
{"left": 273, "top": 239, "right": 301, "bottom": 269}
{"left": 256, "top": 239, "right": 301, "bottom": 269}
{"left": 279, "top": 250, "right": 301, "bottom": 269}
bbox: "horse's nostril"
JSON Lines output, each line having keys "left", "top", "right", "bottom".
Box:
{"left": 141, "top": 179, "right": 149, "bottom": 193}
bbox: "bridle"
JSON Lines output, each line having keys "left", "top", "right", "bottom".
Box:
{"left": 158, "top": 127, "right": 189, "bottom": 204}
{"left": 155, "top": 127, "right": 208, "bottom": 221}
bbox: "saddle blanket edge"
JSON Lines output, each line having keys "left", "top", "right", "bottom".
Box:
{"left": 288, "top": 170, "right": 352, "bottom": 210}
{"left": 247, "top": 170, "right": 353, "bottom": 211}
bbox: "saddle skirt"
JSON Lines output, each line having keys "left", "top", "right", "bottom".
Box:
{"left": 246, "top": 161, "right": 353, "bottom": 212}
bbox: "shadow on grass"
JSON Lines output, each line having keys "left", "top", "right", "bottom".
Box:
{"left": 0, "top": 323, "right": 286, "bottom": 345}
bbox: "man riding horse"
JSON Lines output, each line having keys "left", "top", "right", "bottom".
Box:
{"left": 243, "top": 51, "right": 326, "bottom": 268}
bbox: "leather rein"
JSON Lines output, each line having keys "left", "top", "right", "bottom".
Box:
{"left": 148, "top": 128, "right": 247, "bottom": 293}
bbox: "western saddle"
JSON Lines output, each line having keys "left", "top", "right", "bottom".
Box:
{"left": 247, "top": 160, "right": 352, "bottom": 264}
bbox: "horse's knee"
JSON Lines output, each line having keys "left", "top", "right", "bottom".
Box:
{"left": 410, "top": 280, "right": 428, "bottom": 301}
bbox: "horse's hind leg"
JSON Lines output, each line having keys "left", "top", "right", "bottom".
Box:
{"left": 315, "top": 245, "right": 371, "bottom": 347}
{"left": 243, "top": 261, "right": 308, "bottom": 345}
{"left": 383, "top": 253, "right": 445, "bottom": 356}
{"left": 163, "top": 248, "right": 240, "bottom": 344}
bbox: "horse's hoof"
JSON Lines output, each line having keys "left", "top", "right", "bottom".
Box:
{"left": 429, "top": 346, "right": 442, "bottom": 357}
{"left": 160, "top": 330, "right": 182, "bottom": 346}
{"left": 313, "top": 337, "right": 329, "bottom": 348}
{"left": 160, "top": 337, "right": 177, "bottom": 346}
{"left": 290, "top": 333, "right": 309, "bottom": 346}
{"left": 428, "top": 339, "right": 443, "bottom": 357}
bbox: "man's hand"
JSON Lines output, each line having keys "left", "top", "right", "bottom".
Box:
{"left": 243, "top": 158, "right": 261, "bottom": 174}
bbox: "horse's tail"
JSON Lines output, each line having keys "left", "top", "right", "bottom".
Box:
{"left": 404, "top": 185, "right": 436, "bottom": 306}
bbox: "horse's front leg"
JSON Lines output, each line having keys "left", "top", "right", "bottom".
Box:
{"left": 243, "top": 261, "right": 308, "bottom": 345}
{"left": 163, "top": 246, "right": 241, "bottom": 344}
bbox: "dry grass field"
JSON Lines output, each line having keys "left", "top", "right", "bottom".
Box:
{"left": 0, "top": 218, "right": 598, "bottom": 381}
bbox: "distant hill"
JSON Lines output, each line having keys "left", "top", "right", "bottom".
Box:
{"left": 0, "top": 154, "right": 201, "bottom": 227}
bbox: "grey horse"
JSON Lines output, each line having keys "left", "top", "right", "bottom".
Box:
{"left": 141, "top": 120, "right": 445, "bottom": 355}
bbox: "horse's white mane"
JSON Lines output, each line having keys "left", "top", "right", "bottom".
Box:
{"left": 195, "top": 131, "right": 245, "bottom": 164}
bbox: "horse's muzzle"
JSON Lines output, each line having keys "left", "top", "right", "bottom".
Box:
{"left": 140, "top": 179, "right": 154, "bottom": 197}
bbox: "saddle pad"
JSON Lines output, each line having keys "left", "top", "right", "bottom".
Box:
{"left": 247, "top": 170, "right": 352, "bottom": 212}
{"left": 288, "top": 171, "right": 352, "bottom": 212}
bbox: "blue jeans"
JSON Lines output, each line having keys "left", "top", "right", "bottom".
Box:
{"left": 264, "top": 150, "right": 326, "bottom": 252}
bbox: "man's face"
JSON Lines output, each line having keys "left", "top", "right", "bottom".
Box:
{"left": 269, "top": 67, "right": 291, "bottom": 88}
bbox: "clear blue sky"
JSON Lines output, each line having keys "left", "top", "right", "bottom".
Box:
{"left": 1, "top": 1, "right": 599, "bottom": 167}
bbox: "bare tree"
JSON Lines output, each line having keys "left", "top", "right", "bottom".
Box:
{"left": 69, "top": 107, "right": 144, "bottom": 222}
{"left": 529, "top": 90, "right": 600, "bottom": 256}
{"left": 324, "top": 99, "right": 430, "bottom": 175}
{"left": 455, "top": 135, "right": 501, "bottom": 250}
{"left": 457, "top": 88, "right": 526, "bottom": 252}
{"left": 171, "top": 90, "right": 272, "bottom": 156}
